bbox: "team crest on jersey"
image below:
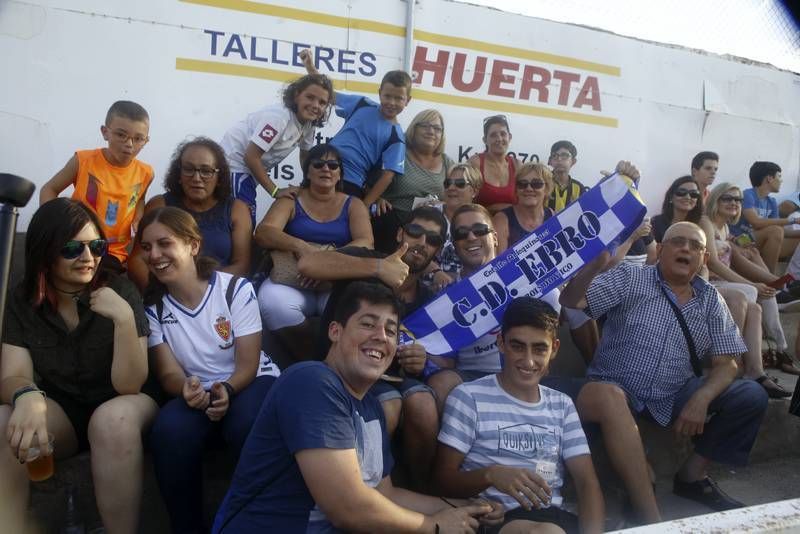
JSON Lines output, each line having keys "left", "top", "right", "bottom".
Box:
{"left": 258, "top": 124, "right": 278, "bottom": 143}
{"left": 214, "top": 315, "right": 232, "bottom": 346}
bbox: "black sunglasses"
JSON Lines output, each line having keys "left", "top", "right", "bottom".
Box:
{"left": 60, "top": 239, "right": 108, "bottom": 260}
{"left": 674, "top": 188, "right": 701, "bottom": 200}
{"left": 719, "top": 194, "right": 743, "bottom": 204}
{"left": 516, "top": 179, "right": 546, "bottom": 190}
{"left": 444, "top": 178, "right": 469, "bottom": 189}
{"left": 310, "top": 159, "right": 341, "bottom": 171}
{"left": 452, "top": 223, "right": 492, "bottom": 241}
{"left": 403, "top": 223, "right": 444, "bottom": 248}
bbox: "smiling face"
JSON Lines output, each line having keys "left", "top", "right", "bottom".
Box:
{"left": 671, "top": 181, "right": 700, "bottom": 215}
{"left": 294, "top": 83, "right": 331, "bottom": 124}
{"left": 411, "top": 114, "right": 443, "bottom": 152}
{"left": 378, "top": 83, "right": 409, "bottom": 121}
{"left": 179, "top": 144, "right": 219, "bottom": 205}
{"left": 515, "top": 169, "right": 547, "bottom": 209}
{"left": 100, "top": 115, "right": 150, "bottom": 166}
{"left": 452, "top": 210, "right": 498, "bottom": 272}
{"left": 139, "top": 221, "right": 199, "bottom": 285}
{"left": 443, "top": 168, "right": 477, "bottom": 208}
{"left": 497, "top": 325, "right": 559, "bottom": 398}
{"left": 717, "top": 187, "right": 743, "bottom": 222}
{"left": 397, "top": 217, "right": 443, "bottom": 274}
{"left": 328, "top": 301, "right": 399, "bottom": 395}
{"left": 483, "top": 123, "right": 511, "bottom": 156}
{"left": 50, "top": 222, "right": 103, "bottom": 292}
{"left": 657, "top": 222, "right": 708, "bottom": 284}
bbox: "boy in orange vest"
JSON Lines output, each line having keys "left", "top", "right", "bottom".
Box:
{"left": 40, "top": 100, "right": 154, "bottom": 272}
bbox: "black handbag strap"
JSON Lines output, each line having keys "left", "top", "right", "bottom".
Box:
{"left": 660, "top": 286, "right": 702, "bottom": 377}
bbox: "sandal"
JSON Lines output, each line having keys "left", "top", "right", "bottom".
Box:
{"left": 774, "top": 351, "right": 800, "bottom": 376}
{"left": 756, "top": 375, "right": 792, "bottom": 399}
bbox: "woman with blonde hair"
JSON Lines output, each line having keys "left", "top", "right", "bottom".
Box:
{"left": 493, "top": 162, "right": 554, "bottom": 252}
{"left": 701, "top": 182, "right": 791, "bottom": 397}
{"left": 374, "top": 109, "right": 454, "bottom": 252}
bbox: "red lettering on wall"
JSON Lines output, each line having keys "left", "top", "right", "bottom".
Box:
{"left": 552, "top": 71, "right": 581, "bottom": 106}
{"left": 520, "top": 65, "right": 551, "bottom": 103}
{"left": 574, "top": 76, "right": 601, "bottom": 111}
{"left": 487, "top": 60, "right": 518, "bottom": 98}
{"left": 412, "top": 46, "right": 449, "bottom": 87}
{"left": 452, "top": 53, "right": 487, "bottom": 92}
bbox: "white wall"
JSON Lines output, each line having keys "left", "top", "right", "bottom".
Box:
{"left": 1, "top": 0, "right": 798, "bottom": 228}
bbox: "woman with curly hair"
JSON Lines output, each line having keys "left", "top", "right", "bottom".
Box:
{"left": 129, "top": 137, "right": 252, "bottom": 290}
{"left": 221, "top": 72, "right": 335, "bottom": 224}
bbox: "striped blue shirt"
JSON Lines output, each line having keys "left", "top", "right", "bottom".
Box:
{"left": 586, "top": 263, "right": 746, "bottom": 425}
{"left": 438, "top": 375, "right": 589, "bottom": 510}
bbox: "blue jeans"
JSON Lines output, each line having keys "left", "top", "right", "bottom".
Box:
{"left": 671, "top": 376, "right": 768, "bottom": 467}
{"left": 150, "top": 375, "right": 275, "bottom": 534}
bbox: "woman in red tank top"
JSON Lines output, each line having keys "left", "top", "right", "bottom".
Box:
{"left": 468, "top": 115, "right": 522, "bottom": 214}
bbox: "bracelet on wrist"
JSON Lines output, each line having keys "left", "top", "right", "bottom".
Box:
{"left": 221, "top": 381, "right": 236, "bottom": 399}
{"left": 270, "top": 184, "right": 279, "bottom": 198}
{"left": 440, "top": 496, "right": 458, "bottom": 508}
{"left": 430, "top": 268, "right": 442, "bottom": 275}
{"left": 12, "top": 385, "right": 46, "bottom": 408}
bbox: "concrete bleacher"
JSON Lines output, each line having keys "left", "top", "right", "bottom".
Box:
{"left": 7, "top": 231, "right": 800, "bottom": 532}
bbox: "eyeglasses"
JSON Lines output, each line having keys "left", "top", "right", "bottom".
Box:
{"left": 444, "top": 178, "right": 469, "bottom": 189}
{"left": 674, "top": 188, "right": 701, "bottom": 200}
{"left": 664, "top": 236, "right": 705, "bottom": 252}
{"left": 516, "top": 179, "right": 546, "bottom": 190}
{"left": 452, "top": 222, "right": 493, "bottom": 241}
{"left": 719, "top": 194, "right": 743, "bottom": 204}
{"left": 403, "top": 223, "right": 444, "bottom": 248}
{"left": 109, "top": 129, "right": 148, "bottom": 145}
{"left": 181, "top": 166, "right": 219, "bottom": 180}
{"left": 310, "top": 159, "right": 341, "bottom": 171}
{"left": 416, "top": 122, "right": 443, "bottom": 133}
{"left": 549, "top": 152, "right": 573, "bottom": 161}
{"left": 60, "top": 239, "right": 108, "bottom": 260}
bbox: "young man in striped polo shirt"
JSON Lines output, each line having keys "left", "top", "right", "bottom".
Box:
{"left": 433, "top": 297, "right": 604, "bottom": 534}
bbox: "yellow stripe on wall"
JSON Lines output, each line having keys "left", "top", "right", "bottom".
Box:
{"left": 179, "top": 0, "right": 620, "bottom": 76}
{"left": 175, "top": 58, "right": 618, "bottom": 128}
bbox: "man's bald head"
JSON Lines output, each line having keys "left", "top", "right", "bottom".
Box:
{"left": 663, "top": 221, "right": 706, "bottom": 246}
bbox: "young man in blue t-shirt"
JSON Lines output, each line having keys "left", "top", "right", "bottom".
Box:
{"left": 212, "top": 281, "right": 501, "bottom": 533}
{"left": 735, "top": 161, "right": 800, "bottom": 273}
{"left": 301, "top": 49, "right": 409, "bottom": 212}
{"left": 434, "top": 297, "right": 604, "bottom": 534}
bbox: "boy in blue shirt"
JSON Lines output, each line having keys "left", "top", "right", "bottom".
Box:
{"left": 735, "top": 161, "right": 800, "bottom": 273}
{"left": 301, "top": 50, "right": 409, "bottom": 212}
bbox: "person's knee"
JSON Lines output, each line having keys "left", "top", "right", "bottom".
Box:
{"left": 381, "top": 398, "right": 402, "bottom": 435}
{"left": 766, "top": 225, "right": 784, "bottom": 241}
{"left": 499, "top": 520, "right": 565, "bottom": 534}
{"left": 402, "top": 391, "right": 438, "bottom": 432}
{"left": 745, "top": 301, "right": 762, "bottom": 323}
{"left": 576, "top": 382, "right": 628, "bottom": 422}
{"left": 88, "top": 398, "right": 145, "bottom": 453}
{"left": 427, "top": 370, "right": 462, "bottom": 402}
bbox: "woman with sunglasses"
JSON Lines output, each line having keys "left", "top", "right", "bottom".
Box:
{"left": 492, "top": 163, "right": 554, "bottom": 253}
{"left": 0, "top": 198, "right": 157, "bottom": 533}
{"left": 422, "top": 164, "right": 483, "bottom": 291}
{"left": 700, "top": 183, "right": 792, "bottom": 397}
{"left": 468, "top": 115, "right": 521, "bottom": 214}
{"left": 373, "top": 109, "right": 454, "bottom": 253}
{"left": 650, "top": 176, "right": 704, "bottom": 243}
{"left": 129, "top": 137, "right": 252, "bottom": 291}
{"left": 254, "top": 143, "right": 373, "bottom": 361}
{"left": 137, "top": 207, "right": 278, "bottom": 533}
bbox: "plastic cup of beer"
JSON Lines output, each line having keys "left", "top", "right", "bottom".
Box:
{"left": 26, "top": 433, "right": 55, "bottom": 482}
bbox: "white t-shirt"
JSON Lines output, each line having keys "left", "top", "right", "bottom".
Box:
{"left": 221, "top": 104, "right": 315, "bottom": 174}
{"left": 439, "top": 375, "right": 590, "bottom": 510}
{"left": 146, "top": 272, "right": 278, "bottom": 389}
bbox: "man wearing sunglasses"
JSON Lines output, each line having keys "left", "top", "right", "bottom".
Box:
{"left": 298, "top": 206, "right": 447, "bottom": 491}
{"left": 561, "top": 221, "right": 766, "bottom": 513}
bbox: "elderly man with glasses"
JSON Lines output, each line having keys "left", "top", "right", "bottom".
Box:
{"left": 560, "top": 221, "right": 768, "bottom": 512}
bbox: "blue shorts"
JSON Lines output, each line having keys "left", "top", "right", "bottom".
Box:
{"left": 231, "top": 172, "right": 257, "bottom": 226}
{"left": 370, "top": 377, "right": 433, "bottom": 403}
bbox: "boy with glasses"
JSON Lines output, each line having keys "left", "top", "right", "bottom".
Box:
{"left": 40, "top": 100, "right": 154, "bottom": 273}
{"left": 547, "top": 140, "right": 588, "bottom": 213}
